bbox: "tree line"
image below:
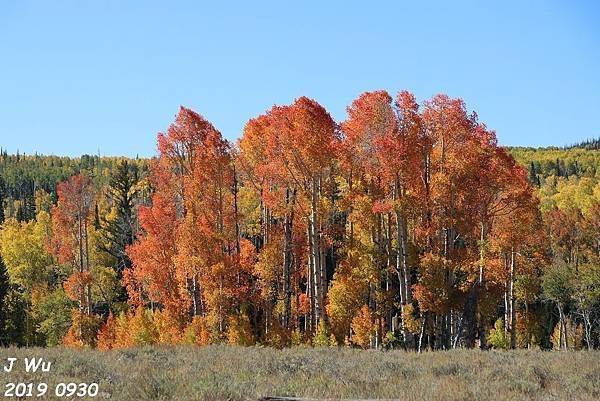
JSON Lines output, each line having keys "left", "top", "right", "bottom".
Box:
{"left": 0, "top": 91, "right": 599, "bottom": 350}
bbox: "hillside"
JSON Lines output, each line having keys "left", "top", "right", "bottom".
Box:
{"left": 565, "top": 138, "right": 600, "bottom": 151}
{"left": 0, "top": 151, "right": 149, "bottom": 222}
{"left": 1, "top": 144, "right": 598, "bottom": 223}
{"left": 509, "top": 146, "right": 600, "bottom": 180}
{"left": 508, "top": 145, "right": 600, "bottom": 213}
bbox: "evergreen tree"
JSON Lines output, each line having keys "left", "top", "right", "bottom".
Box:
{"left": 98, "top": 160, "right": 141, "bottom": 306}
{"left": 99, "top": 160, "right": 139, "bottom": 274}
{"left": 528, "top": 162, "right": 540, "bottom": 187}
{"left": 15, "top": 202, "right": 25, "bottom": 223}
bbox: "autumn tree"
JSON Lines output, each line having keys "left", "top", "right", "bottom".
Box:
{"left": 239, "top": 97, "right": 338, "bottom": 335}
{"left": 0, "top": 255, "right": 9, "bottom": 345}
{"left": 338, "top": 90, "right": 399, "bottom": 348}
{"left": 125, "top": 192, "right": 187, "bottom": 319}
{"left": 51, "top": 175, "right": 96, "bottom": 315}
{"left": 239, "top": 111, "right": 299, "bottom": 334}
{"left": 125, "top": 106, "right": 246, "bottom": 341}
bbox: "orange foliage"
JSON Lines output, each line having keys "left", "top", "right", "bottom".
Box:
{"left": 63, "top": 310, "right": 103, "bottom": 348}
{"left": 71, "top": 91, "right": 546, "bottom": 350}
{"left": 351, "top": 305, "right": 374, "bottom": 349}
{"left": 63, "top": 271, "right": 94, "bottom": 302}
{"left": 96, "top": 313, "right": 117, "bottom": 350}
{"left": 125, "top": 193, "right": 189, "bottom": 318}
{"left": 182, "top": 316, "right": 211, "bottom": 346}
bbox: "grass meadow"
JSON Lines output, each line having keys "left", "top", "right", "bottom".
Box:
{"left": 0, "top": 346, "right": 598, "bottom": 400}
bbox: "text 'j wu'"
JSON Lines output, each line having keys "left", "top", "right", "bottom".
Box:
{"left": 3, "top": 358, "right": 52, "bottom": 373}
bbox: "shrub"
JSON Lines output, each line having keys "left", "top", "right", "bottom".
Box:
{"left": 290, "top": 328, "right": 305, "bottom": 346}
{"left": 265, "top": 318, "right": 290, "bottom": 348}
{"left": 488, "top": 318, "right": 510, "bottom": 350}
{"left": 313, "top": 319, "right": 331, "bottom": 346}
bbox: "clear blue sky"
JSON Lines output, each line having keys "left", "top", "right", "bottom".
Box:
{"left": 1, "top": 1, "right": 599, "bottom": 157}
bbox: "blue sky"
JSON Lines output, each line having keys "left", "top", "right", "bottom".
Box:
{"left": 0, "top": 1, "right": 598, "bottom": 157}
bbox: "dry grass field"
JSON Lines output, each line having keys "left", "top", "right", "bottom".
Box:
{"left": 0, "top": 346, "right": 598, "bottom": 401}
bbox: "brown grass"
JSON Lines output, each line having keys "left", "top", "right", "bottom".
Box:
{"left": 0, "top": 346, "right": 598, "bottom": 400}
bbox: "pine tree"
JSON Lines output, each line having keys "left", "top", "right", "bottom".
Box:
{"left": 528, "top": 162, "right": 538, "bottom": 186}
{"left": 98, "top": 160, "right": 139, "bottom": 274}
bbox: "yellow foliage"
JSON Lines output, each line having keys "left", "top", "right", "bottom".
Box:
{"left": 487, "top": 318, "right": 509, "bottom": 350}
{"left": 351, "top": 305, "right": 374, "bottom": 349}
{"left": 0, "top": 214, "right": 51, "bottom": 290}
{"left": 329, "top": 333, "right": 338, "bottom": 347}
{"left": 290, "top": 328, "right": 306, "bottom": 346}
{"left": 128, "top": 306, "right": 159, "bottom": 346}
{"left": 113, "top": 311, "right": 133, "bottom": 348}
{"left": 153, "top": 309, "right": 184, "bottom": 344}
{"left": 265, "top": 318, "right": 290, "bottom": 348}
{"left": 551, "top": 318, "right": 584, "bottom": 350}
{"left": 326, "top": 249, "right": 369, "bottom": 340}
{"left": 313, "top": 319, "right": 331, "bottom": 346}
{"left": 402, "top": 304, "right": 421, "bottom": 335}
{"left": 227, "top": 312, "right": 256, "bottom": 346}
{"left": 183, "top": 316, "right": 211, "bottom": 346}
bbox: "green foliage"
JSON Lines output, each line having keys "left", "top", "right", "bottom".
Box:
{"left": 508, "top": 146, "right": 600, "bottom": 181}
{"left": 568, "top": 138, "right": 600, "bottom": 150}
{"left": 31, "top": 288, "right": 74, "bottom": 346}
{"left": 90, "top": 266, "right": 120, "bottom": 307}
{"left": 1, "top": 137, "right": 600, "bottom": 351}
{"left": 0, "top": 153, "right": 148, "bottom": 222}
{"left": 488, "top": 318, "right": 510, "bottom": 350}
{"left": 313, "top": 319, "right": 331, "bottom": 346}
{"left": 0, "top": 154, "right": 151, "bottom": 346}
{"left": 574, "top": 262, "right": 600, "bottom": 311}
{"left": 508, "top": 146, "right": 600, "bottom": 216}
{"left": 1, "top": 285, "right": 28, "bottom": 346}
{"left": 96, "top": 160, "right": 143, "bottom": 275}
{"left": 382, "top": 330, "right": 401, "bottom": 349}
{"left": 542, "top": 262, "right": 574, "bottom": 306}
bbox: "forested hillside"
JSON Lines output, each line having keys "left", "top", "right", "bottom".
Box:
{"left": 0, "top": 92, "right": 598, "bottom": 352}
{"left": 0, "top": 151, "right": 149, "bottom": 221}
{"left": 509, "top": 146, "right": 600, "bottom": 213}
